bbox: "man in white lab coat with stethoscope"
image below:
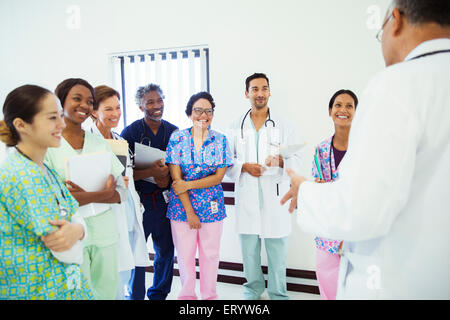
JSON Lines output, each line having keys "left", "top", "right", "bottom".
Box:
{"left": 226, "top": 73, "right": 304, "bottom": 300}
{"left": 281, "top": 0, "right": 450, "bottom": 299}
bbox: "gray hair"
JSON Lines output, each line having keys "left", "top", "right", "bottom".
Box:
{"left": 393, "top": 0, "right": 450, "bottom": 26}
{"left": 135, "top": 84, "right": 165, "bottom": 107}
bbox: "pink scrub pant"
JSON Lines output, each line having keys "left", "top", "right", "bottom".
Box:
{"left": 316, "top": 248, "right": 340, "bottom": 300}
{"left": 170, "top": 220, "right": 223, "bottom": 300}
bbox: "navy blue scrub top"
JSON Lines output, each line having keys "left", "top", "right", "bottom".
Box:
{"left": 121, "top": 118, "right": 178, "bottom": 194}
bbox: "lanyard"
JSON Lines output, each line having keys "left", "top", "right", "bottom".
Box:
{"left": 408, "top": 49, "right": 450, "bottom": 61}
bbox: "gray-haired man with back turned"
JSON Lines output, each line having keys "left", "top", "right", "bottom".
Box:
{"left": 282, "top": 0, "right": 450, "bottom": 299}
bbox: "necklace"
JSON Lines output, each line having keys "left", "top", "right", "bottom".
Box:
{"left": 15, "top": 147, "right": 68, "bottom": 217}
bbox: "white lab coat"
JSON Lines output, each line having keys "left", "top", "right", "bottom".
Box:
{"left": 226, "top": 109, "right": 304, "bottom": 238}
{"left": 84, "top": 121, "right": 150, "bottom": 269}
{"left": 297, "top": 39, "right": 450, "bottom": 299}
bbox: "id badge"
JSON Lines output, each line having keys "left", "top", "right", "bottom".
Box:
{"left": 162, "top": 190, "right": 169, "bottom": 203}
{"left": 210, "top": 201, "right": 218, "bottom": 214}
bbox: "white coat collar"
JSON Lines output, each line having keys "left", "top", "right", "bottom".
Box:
{"left": 404, "top": 38, "right": 450, "bottom": 61}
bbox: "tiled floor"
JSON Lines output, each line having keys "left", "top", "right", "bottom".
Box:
{"left": 145, "top": 272, "right": 321, "bottom": 300}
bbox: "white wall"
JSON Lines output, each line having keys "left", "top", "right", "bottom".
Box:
{"left": 0, "top": 0, "right": 391, "bottom": 271}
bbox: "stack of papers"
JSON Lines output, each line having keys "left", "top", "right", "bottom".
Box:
{"left": 65, "top": 151, "right": 112, "bottom": 217}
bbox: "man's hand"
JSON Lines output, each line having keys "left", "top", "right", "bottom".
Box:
{"left": 155, "top": 175, "right": 170, "bottom": 188}
{"left": 242, "top": 163, "right": 265, "bottom": 177}
{"left": 150, "top": 159, "right": 170, "bottom": 179}
{"left": 280, "top": 168, "right": 306, "bottom": 213}
{"left": 41, "top": 221, "right": 84, "bottom": 252}
{"left": 265, "top": 154, "right": 284, "bottom": 168}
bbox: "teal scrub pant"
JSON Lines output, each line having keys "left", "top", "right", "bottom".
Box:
{"left": 239, "top": 234, "right": 289, "bottom": 300}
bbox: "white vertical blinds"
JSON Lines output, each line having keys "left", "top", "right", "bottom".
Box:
{"left": 109, "top": 45, "right": 209, "bottom": 132}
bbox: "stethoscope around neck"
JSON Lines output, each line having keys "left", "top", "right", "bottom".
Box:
{"left": 240, "top": 107, "right": 275, "bottom": 139}
{"left": 15, "top": 146, "right": 69, "bottom": 217}
{"left": 139, "top": 118, "right": 167, "bottom": 147}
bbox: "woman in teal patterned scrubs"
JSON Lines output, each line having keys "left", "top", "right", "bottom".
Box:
{"left": 0, "top": 85, "right": 93, "bottom": 300}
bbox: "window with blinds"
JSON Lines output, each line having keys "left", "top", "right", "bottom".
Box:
{"left": 109, "top": 45, "right": 210, "bottom": 132}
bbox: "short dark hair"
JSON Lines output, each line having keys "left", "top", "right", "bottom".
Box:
{"left": 94, "top": 85, "right": 120, "bottom": 110}
{"left": 328, "top": 89, "right": 359, "bottom": 111}
{"left": 185, "top": 91, "right": 215, "bottom": 117}
{"left": 394, "top": 0, "right": 450, "bottom": 26}
{"left": 0, "top": 85, "right": 52, "bottom": 146}
{"left": 55, "top": 78, "right": 96, "bottom": 108}
{"left": 245, "top": 73, "right": 270, "bottom": 92}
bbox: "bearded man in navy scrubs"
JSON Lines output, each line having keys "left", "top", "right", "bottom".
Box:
{"left": 121, "top": 84, "right": 178, "bottom": 300}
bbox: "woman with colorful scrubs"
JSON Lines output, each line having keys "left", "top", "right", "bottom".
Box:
{"left": 44, "top": 78, "right": 126, "bottom": 300}
{"left": 0, "top": 84, "right": 93, "bottom": 299}
{"left": 86, "top": 85, "right": 150, "bottom": 299}
{"left": 312, "top": 89, "right": 357, "bottom": 300}
{"left": 166, "top": 92, "right": 233, "bottom": 300}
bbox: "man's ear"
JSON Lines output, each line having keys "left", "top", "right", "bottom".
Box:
{"left": 391, "top": 7, "right": 404, "bottom": 37}
{"left": 245, "top": 90, "right": 249, "bottom": 99}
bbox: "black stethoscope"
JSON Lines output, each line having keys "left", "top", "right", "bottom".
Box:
{"left": 408, "top": 49, "right": 450, "bottom": 61}
{"left": 15, "top": 147, "right": 69, "bottom": 217}
{"left": 239, "top": 108, "right": 280, "bottom": 196}
{"left": 240, "top": 108, "right": 275, "bottom": 139}
{"left": 140, "top": 118, "right": 167, "bottom": 147}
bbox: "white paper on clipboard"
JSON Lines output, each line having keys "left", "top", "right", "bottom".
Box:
{"left": 65, "top": 151, "right": 112, "bottom": 218}
{"left": 272, "top": 142, "right": 307, "bottom": 158}
{"left": 134, "top": 142, "right": 166, "bottom": 169}
{"left": 134, "top": 142, "right": 167, "bottom": 184}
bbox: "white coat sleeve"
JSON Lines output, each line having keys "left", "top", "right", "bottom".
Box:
{"left": 297, "top": 71, "right": 421, "bottom": 241}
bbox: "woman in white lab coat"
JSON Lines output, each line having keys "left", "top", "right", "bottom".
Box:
{"left": 86, "top": 85, "right": 150, "bottom": 299}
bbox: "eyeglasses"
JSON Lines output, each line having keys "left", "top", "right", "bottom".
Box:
{"left": 376, "top": 4, "right": 404, "bottom": 43}
{"left": 192, "top": 107, "right": 214, "bottom": 116}
{"left": 375, "top": 11, "right": 393, "bottom": 42}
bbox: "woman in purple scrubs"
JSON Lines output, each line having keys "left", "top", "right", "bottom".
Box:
{"left": 312, "top": 89, "right": 358, "bottom": 300}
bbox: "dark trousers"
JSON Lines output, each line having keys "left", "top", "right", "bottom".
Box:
{"left": 129, "top": 191, "right": 174, "bottom": 300}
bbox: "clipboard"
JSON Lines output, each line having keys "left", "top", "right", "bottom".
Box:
{"left": 134, "top": 142, "right": 166, "bottom": 170}
{"left": 269, "top": 142, "right": 307, "bottom": 159}
{"left": 65, "top": 151, "right": 112, "bottom": 217}
{"left": 314, "top": 148, "right": 324, "bottom": 181}
{"left": 106, "top": 139, "right": 128, "bottom": 176}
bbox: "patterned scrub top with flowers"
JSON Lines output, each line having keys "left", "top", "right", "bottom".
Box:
{"left": 0, "top": 151, "right": 93, "bottom": 300}
{"left": 311, "top": 136, "right": 343, "bottom": 255}
{"left": 166, "top": 128, "right": 233, "bottom": 223}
